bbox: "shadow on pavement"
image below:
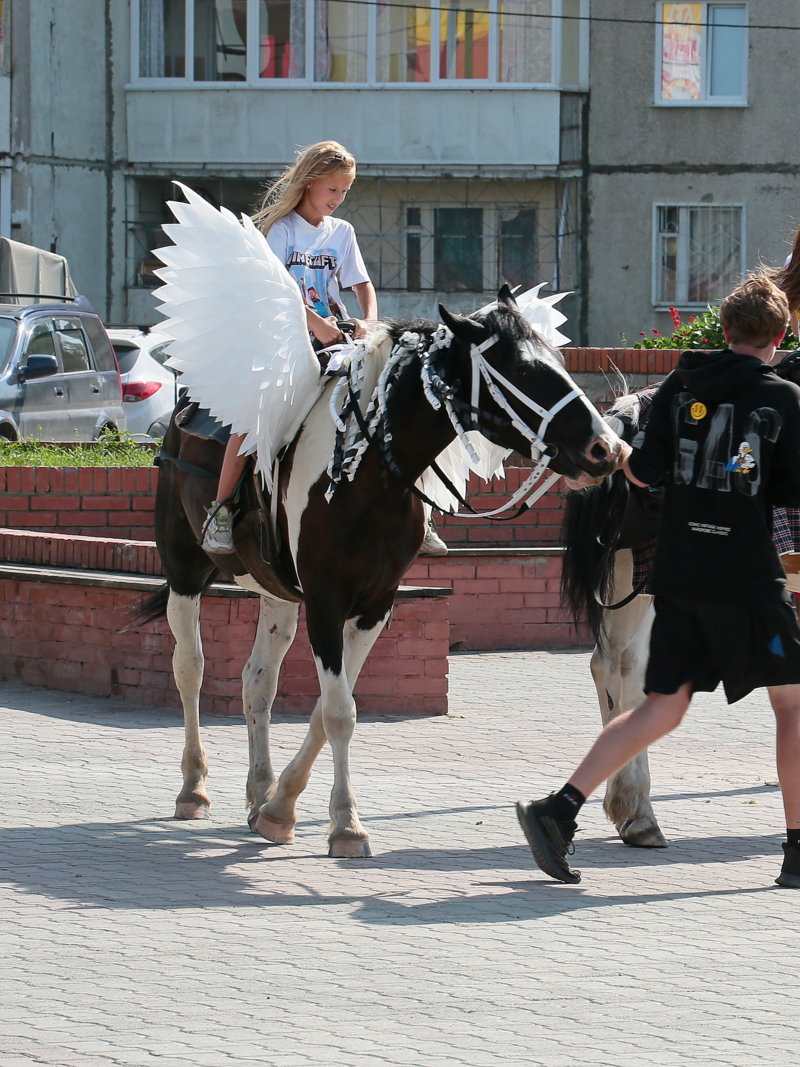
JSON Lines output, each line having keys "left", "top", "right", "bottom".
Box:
{"left": 0, "top": 819, "right": 786, "bottom": 920}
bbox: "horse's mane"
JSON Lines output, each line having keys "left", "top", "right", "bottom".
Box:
{"left": 560, "top": 392, "right": 641, "bottom": 645}
{"left": 380, "top": 304, "right": 564, "bottom": 419}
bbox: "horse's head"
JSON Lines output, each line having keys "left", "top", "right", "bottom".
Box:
{"left": 438, "top": 287, "right": 624, "bottom": 482}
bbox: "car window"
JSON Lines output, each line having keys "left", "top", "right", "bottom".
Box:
{"left": 0, "top": 317, "right": 19, "bottom": 372}
{"left": 83, "top": 317, "right": 119, "bottom": 373}
{"left": 148, "top": 341, "right": 173, "bottom": 367}
{"left": 21, "top": 320, "right": 61, "bottom": 369}
{"left": 53, "top": 317, "right": 92, "bottom": 374}
{"left": 110, "top": 343, "right": 141, "bottom": 375}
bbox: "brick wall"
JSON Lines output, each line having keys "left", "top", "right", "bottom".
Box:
{"left": 407, "top": 551, "right": 587, "bottom": 650}
{"left": 0, "top": 572, "right": 449, "bottom": 715}
{"left": 0, "top": 467, "right": 157, "bottom": 540}
{"left": 0, "top": 529, "right": 589, "bottom": 651}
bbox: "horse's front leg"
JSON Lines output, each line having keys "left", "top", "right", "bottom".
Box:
{"left": 592, "top": 553, "right": 666, "bottom": 847}
{"left": 243, "top": 596, "right": 300, "bottom": 831}
{"left": 254, "top": 610, "right": 389, "bottom": 856}
{"left": 319, "top": 613, "right": 391, "bottom": 858}
{"left": 167, "top": 592, "right": 210, "bottom": 819}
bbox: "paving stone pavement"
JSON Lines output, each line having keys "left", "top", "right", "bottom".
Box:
{"left": 1, "top": 650, "right": 799, "bottom": 1067}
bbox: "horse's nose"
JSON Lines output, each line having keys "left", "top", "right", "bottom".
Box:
{"left": 587, "top": 435, "right": 614, "bottom": 464}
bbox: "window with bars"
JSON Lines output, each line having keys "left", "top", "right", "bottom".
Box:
{"left": 657, "top": 2, "right": 747, "bottom": 105}
{"left": 134, "top": 0, "right": 582, "bottom": 85}
{"left": 126, "top": 175, "right": 578, "bottom": 297}
{"left": 654, "top": 204, "right": 744, "bottom": 307}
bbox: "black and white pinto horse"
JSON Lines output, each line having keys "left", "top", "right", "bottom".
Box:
{"left": 150, "top": 290, "right": 625, "bottom": 857}
{"left": 561, "top": 388, "right": 800, "bottom": 849}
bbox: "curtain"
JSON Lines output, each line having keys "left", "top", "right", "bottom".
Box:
{"left": 139, "top": 0, "right": 166, "bottom": 77}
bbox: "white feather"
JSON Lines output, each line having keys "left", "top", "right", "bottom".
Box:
{"left": 513, "top": 283, "right": 572, "bottom": 347}
{"left": 151, "top": 183, "right": 322, "bottom": 491}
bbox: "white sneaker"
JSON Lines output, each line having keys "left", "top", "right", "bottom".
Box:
{"left": 202, "top": 501, "right": 236, "bottom": 554}
{"left": 420, "top": 523, "right": 448, "bottom": 556}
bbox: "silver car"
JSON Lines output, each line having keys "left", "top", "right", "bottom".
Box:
{"left": 107, "top": 326, "right": 179, "bottom": 440}
{"left": 0, "top": 296, "right": 126, "bottom": 441}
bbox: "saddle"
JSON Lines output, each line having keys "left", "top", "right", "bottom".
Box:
{"left": 169, "top": 400, "right": 303, "bottom": 603}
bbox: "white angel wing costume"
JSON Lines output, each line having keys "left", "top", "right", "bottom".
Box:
{"left": 152, "top": 183, "right": 323, "bottom": 491}
{"left": 152, "top": 183, "right": 571, "bottom": 508}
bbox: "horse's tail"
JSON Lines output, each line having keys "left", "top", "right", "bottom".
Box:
{"left": 130, "top": 583, "right": 171, "bottom": 628}
{"left": 560, "top": 392, "right": 641, "bottom": 646}
{"left": 560, "top": 477, "right": 620, "bottom": 644}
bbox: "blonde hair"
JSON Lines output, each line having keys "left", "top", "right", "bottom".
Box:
{"left": 720, "top": 272, "right": 789, "bottom": 346}
{"left": 252, "top": 141, "right": 356, "bottom": 234}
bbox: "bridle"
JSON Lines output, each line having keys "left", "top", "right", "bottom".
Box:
{"left": 327, "top": 322, "right": 587, "bottom": 520}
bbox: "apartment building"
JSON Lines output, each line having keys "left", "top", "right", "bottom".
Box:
{"left": 6, "top": 2, "right": 797, "bottom": 344}
{"left": 5, "top": 0, "right": 589, "bottom": 330}
{"left": 585, "top": 1, "right": 800, "bottom": 345}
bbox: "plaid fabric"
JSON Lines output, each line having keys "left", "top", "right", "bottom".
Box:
{"left": 773, "top": 508, "right": 800, "bottom": 555}
{"left": 627, "top": 384, "right": 800, "bottom": 589}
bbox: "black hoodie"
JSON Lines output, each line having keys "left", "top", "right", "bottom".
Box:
{"left": 628, "top": 348, "right": 800, "bottom": 603}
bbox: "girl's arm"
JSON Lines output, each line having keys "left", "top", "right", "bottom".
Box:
{"left": 351, "top": 281, "right": 378, "bottom": 338}
{"left": 306, "top": 307, "right": 344, "bottom": 347}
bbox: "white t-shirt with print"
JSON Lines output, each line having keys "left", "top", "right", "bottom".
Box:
{"left": 266, "top": 211, "right": 370, "bottom": 321}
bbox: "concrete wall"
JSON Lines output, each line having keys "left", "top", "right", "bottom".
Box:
{"left": 7, "top": 0, "right": 132, "bottom": 319}
{"left": 126, "top": 88, "right": 562, "bottom": 169}
{"left": 585, "top": 0, "right": 800, "bottom": 346}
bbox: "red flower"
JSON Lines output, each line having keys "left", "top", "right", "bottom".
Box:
{"left": 669, "top": 306, "right": 681, "bottom": 330}
{"left": 640, "top": 332, "right": 647, "bottom": 336}
{"left": 689, "top": 315, "right": 696, "bottom": 323}
{"left": 702, "top": 338, "right": 708, "bottom": 343}
{"left": 652, "top": 329, "right": 659, "bottom": 335}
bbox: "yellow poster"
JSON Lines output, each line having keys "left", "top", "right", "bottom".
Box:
{"left": 661, "top": 3, "right": 702, "bottom": 100}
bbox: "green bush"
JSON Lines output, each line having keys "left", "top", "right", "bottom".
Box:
{"left": 633, "top": 306, "right": 799, "bottom": 350}
{"left": 0, "top": 431, "right": 157, "bottom": 467}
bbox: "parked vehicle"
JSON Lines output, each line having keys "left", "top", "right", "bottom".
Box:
{"left": 106, "top": 326, "right": 179, "bottom": 440}
{"left": 0, "top": 295, "right": 126, "bottom": 441}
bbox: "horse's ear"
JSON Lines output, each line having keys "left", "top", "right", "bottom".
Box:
{"left": 438, "top": 304, "right": 486, "bottom": 345}
{"left": 497, "top": 283, "right": 518, "bottom": 308}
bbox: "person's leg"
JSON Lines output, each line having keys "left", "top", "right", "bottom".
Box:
{"left": 570, "top": 683, "right": 693, "bottom": 799}
{"left": 768, "top": 683, "right": 800, "bottom": 887}
{"left": 217, "top": 433, "right": 249, "bottom": 505}
{"left": 202, "top": 433, "right": 248, "bottom": 554}
{"left": 517, "top": 683, "right": 692, "bottom": 882}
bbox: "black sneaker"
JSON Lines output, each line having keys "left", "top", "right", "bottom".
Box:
{"left": 775, "top": 842, "right": 800, "bottom": 888}
{"left": 516, "top": 796, "right": 581, "bottom": 884}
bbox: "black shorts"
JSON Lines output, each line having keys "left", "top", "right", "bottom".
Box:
{"left": 645, "top": 592, "right": 800, "bottom": 705}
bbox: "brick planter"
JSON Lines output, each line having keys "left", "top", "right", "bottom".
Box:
{"left": 0, "top": 564, "right": 449, "bottom": 716}
{"left": 0, "top": 466, "right": 157, "bottom": 540}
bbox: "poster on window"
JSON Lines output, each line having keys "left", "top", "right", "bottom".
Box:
{"left": 661, "top": 3, "right": 702, "bottom": 100}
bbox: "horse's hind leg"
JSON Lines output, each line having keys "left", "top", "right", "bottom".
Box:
{"left": 254, "top": 611, "right": 389, "bottom": 857}
{"left": 167, "top": 592, "right": 210, "bottom": 819}
{"left": 243, "top": 596, "right": 300, "bottom": 832}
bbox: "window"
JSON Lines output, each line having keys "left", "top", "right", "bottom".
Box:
{"left": 657, "top": 3, "right": 747, "bottom": 105}
{"left": 135, "top": 0, "right": 580, "bottom": 86}
{"left": 82, "top": 318, "right": 120, "bottom": 373}
{"left": 21, "top": 322, "right": 58, "bottom": 366}
{"left": 654, "top": 204, "right": 744, "bottom": 307}
{"left": 54, "top": 320, "right": 92, "bottom": 374}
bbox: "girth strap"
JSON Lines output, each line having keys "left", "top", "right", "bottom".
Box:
{"left": 155, "top": 448, "right": 218, "bottom": 480}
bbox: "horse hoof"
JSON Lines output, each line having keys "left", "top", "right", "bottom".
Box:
{"left": 328, "top": 836, "right": 372, "bottom": 859}
{"left": 619, "top": 820, "right": 669, "bottom": 849}
{"left": 175, "top": 801, "right": 208, "bottom": 820}
{"left": 253, "top": 814, "right": 295, "bottom": 845}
